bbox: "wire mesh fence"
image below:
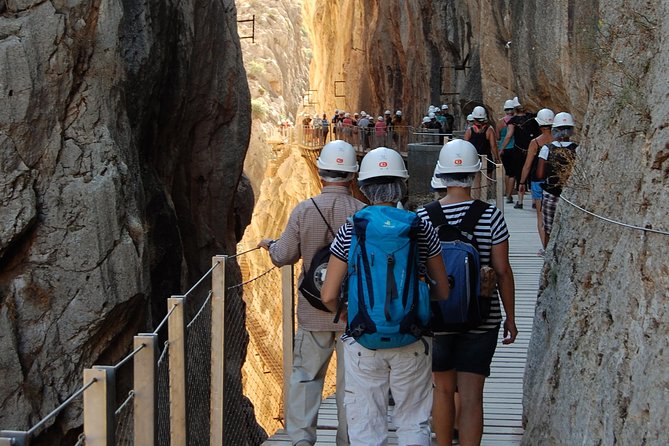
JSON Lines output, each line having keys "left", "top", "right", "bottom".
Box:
{"left": 114, "top": 391, "right": 134, "bottom": 445}
{"left": 156, "top": 342, "right": 170, "bottom": 446}
{"left": 186, "top": 292, "right": 212, "bottom": 445}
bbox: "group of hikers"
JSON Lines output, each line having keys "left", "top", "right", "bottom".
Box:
{"left": 259, "top": 95, "right": 579, "bottom": 445}
{"left": 300, "top": 104, "right": 456, "bottom": 151}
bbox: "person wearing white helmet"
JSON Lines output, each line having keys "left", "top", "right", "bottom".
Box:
{"left": 441, "top": 104, "right": 455, "bottom": 135}
{"left": 391, "top": 110, "right": 405, "bottom": 149}
{"left": 496, "top": 100, "right": 517, "bottom": 204}
{"left": 358, "top": 112, "right": 372, "bottom": 150}
{"left": 464, "top": 114, "right": 475, "bottom": 132}
{"left": 416, "top": 139, "right": 517, "bottom": 446}
{"left": 464, "top": 106, "right": 500, "bottom": 199}
{"left": 518, "top": 108, "right": 555, "bottom": 251}
{"left": 321, "top": 147, "right": 450, "bottom": 446}
{"left": 258, "top": 140, "right": 365, "bottom": 446}
{"left": 536, "top": 112, "right": 579, "bottom": 249}
{"left": 498, "top": 97, "right": 540, "bottom": 209}
{"left": 374, "top": 115, "right": 388, "bottom": 147}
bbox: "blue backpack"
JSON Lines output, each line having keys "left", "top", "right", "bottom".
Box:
{"left": 423, "top": 200, "right": 491, "bottom": 331}
{"left": 343, "top": 206, "right": 430, "bottom": 350}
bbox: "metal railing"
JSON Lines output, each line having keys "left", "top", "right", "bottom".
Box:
{"left": 0, "top": 254, "right": 292, "bottom": 446}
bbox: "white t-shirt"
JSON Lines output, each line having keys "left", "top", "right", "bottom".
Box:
{"left": 538, "top": 140, "right": 574, "bottom": 160}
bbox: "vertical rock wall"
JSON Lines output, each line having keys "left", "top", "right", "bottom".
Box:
{"left": 522, "top": 0, "right": 669, "bottom": 443}
{"left": 0, "top": 0, "right": 259, "bottom": 442}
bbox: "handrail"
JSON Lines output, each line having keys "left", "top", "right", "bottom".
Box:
{"left": 26, "top": 378, "right": 97, "bottom": 437}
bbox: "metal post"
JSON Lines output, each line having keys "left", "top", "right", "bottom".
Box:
{"left": 167, "top": 296, "right": 187, "bottom": 446}
{"left": 83, "top": 366, "right": 116, "bottom": 446}
{"left": 134, "top": 334, "right": 158, "bottom": 446}
{"left": 480, "top": 155, "right": 488, "bottom": 202}
{"left": 210, "top": 255, "right": 226, "bottom": 446}
{"left": 496, "top": 161, "right": 505, "bottom": 212}
{"left": 281, "top": 264, "right": 295, "bottom": 420}
{"left": 0, "top": 431, "right": 29, "bottom": 446}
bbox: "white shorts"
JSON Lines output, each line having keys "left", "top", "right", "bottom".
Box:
{"left": 343, "top": 337, "right": 433, "bottom": 446}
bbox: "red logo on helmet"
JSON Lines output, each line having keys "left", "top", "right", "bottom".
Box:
{"left": 379, "top": 161, "right": 388, "bottom": 167}
{"left": 336, "top": 157, "right": 344, "bottom": 164}
{"left": 454, "top": 159, "right": 463, "bottom": 165}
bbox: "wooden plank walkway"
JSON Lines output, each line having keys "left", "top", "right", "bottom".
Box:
{"left": 264, "top": 197, "right": 543, "bottom": 445}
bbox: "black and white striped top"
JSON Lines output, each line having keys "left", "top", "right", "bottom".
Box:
{"left": 416, "top": 200, "right": 510, "bottom": 333}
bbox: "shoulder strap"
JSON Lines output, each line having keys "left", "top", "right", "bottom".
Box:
{"left": 423, "top": 201, "right": 447, "bottom": 229}
{"left": 458, "top": 200, "right": 489, "bottom": 236}
{"left": 310, "top": 198, "right": 335, "bottom": 237}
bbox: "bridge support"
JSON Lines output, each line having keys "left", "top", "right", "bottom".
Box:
{"left": 83, "top": 366, "right": 116, "bottom": 446}
{"left": 134, "top": 334, "right": 158, "bottom": 446}
{"left": 210, "top": 256, "right": 227, "bottom": 446}
{"left": 281, "top": 265, "right": 295, "bottom": 421}
{"left": 167, "top": 296, "right": 187, "bottom": 446}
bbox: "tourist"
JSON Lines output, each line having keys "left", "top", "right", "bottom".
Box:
{"left": 464, "top": 106, "right": 500, "bottom": 199}
{"left": 417, "top": 139, "right": 517, "bottom": 446}
{"left": 496, "top": 99, "right": 516, "bottom": 204}
{"left": 257, "top": 140, "right": 365, "bottom": 446}
{"left": 321, "top": 147, "right": 450, "bottom": 446}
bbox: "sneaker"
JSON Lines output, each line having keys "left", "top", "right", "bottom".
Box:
{"left": 514, "top": 202, "right": 523, "bottom": 209}
{"left": 506, "top": 196, "right": 514, "bottom": 204}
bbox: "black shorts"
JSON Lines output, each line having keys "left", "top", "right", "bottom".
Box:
{"left": 432, "top": 327, "right": 500, "bottom": 377}
{"left": 512, "top": 149, "right": 528, "bottom": 182}
{"left": 501, "top": 150, "right": 516, "bottom": 177}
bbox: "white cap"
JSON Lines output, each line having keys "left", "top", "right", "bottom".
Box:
{"left": 385, "top": 110, "right": 391, "bottom": 115}
{"left": 377, "top": 116, "right": 384, "bottom": 121}
{"left": 396, "top": 110, "right": 402, "bottom": 116}
{"left": 512, "top": 96, "right": 521, "bottom": 108}
{"left": 441, "top": 104, "right": 449, "bottom": 110}
{"left": 422, "top": 116, "right": 431, "bottom": 124}
{"left": 428, "top": 112, "right": 436, "bottom": 119}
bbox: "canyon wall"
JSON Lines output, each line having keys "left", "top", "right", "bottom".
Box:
{"left": 0, "top": 0, "right": 260, "bottom": 443}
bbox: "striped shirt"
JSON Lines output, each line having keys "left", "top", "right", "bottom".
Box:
{"left": 268, "top": 185, "right": 365, "bottom": 331}
{"left": 416, "top": 200, "right": 510, "bottom": 333}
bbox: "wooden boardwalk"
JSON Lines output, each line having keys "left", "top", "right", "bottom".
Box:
{"left": 264, "top": 197, "right": 543, "bottom": 445}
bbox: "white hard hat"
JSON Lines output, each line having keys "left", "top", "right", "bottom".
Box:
{"left": 345, "top": 112, "right": 350, "bottom": 117}
{"left": 377, "top": 116, "right": 383, "bottom": 121}
{"left": 361, "top": 111, "right": 367, "bottom": 116}
{"left": 396, "top": 110, "right": 402, "bottom": 116}
{"left": 317, "top": 140, "right": 359, "bottom": 172}
{"left": 472, "top": 106, "right": 487, "bottom": 120}
{"left": 512, "top": 96, "right": 521, "bottom": 108}
{"left": 552, "top": 112, "right": 575, "bottom": 128}
{"left": 466, "top": 114, "right": 474, "bottom": 121}
{"left": 428, "top": 106, "right": 436, "bottom": 114}
{"left": 385, "top": 110, "right": 391, "bottom": 115}
{"left": 434, "top": 139, "right": 482, "bottom": 175}
{"left": 358, "top": 147, "right": 409, "bottom": 183}
{"left": 441, "top": 104, "right": 449, "bottom": 110}
{"left": 535, "top": 108, "right": 555, "bottom": 126}
{"left": 422, "top": 116, "right": 431, "bottom": 124}
{"left": 431, "top": 167, "right": 449, "bottom": 189}
{"left": 503, "top": 100, "right": 515, "bottom": 110}
{"left": 428, "top": 112, "right": 436, "bottom": 119}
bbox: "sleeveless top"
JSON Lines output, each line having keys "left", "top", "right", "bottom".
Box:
{"left": 469, "top": 125, "right": 492, "bottom": 156}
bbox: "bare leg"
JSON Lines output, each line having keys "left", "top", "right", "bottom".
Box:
{"left": 432, "top": 370, "right": 457, "bottom": 446}
{"left": 456, "top": 372, "right": 486, "bottom": 446}
{"left": 505, "top": 176, "right": 515, "bottom": 201}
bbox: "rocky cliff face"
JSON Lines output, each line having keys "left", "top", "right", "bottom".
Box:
{"left": 0, "top": 0, "right": 256, "bottom": 442}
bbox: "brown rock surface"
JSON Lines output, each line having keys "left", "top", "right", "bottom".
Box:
{"left": 0, "top": 0, "right": 259, "bottom": 443}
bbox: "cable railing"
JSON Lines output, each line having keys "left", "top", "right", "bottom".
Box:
{"left": 0, "top": 252, "right": 293, "bottom": 446}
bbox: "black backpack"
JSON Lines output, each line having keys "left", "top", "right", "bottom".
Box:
{"left": 298, "top": 199, "right": 336, "bottom": 312}
{"left": 423, "top": 200, "right": 492, "bottom": 331}
{"left": 513, "top": 114, "right": 539, "bottom": 151}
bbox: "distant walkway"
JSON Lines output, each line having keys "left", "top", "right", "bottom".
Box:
{"left": 263, "top": 196, "right": 543, "bottom": 445}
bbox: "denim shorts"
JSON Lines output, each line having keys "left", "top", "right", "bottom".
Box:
{"left": 432, "top": 327, "right": 500, "bottom": 376}
{"left": 531, "top": 181, "right": 545, "bottom": 200}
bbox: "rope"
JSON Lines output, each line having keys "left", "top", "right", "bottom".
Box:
{"left": 227, "top": 266, "right": 278, "bottom": 290}
{"left": 115, "top": 390, "right": 135, "bottom": 417}
{"left": 113, "top": 344, "right": 145, "bottom": 370}
{"left": 480, "top": 171, "right": 498, "bottom": 182}
{"left": 184, "top": 261, "right": 222, "bottom": 297}
{"left": 560, "top": 195, "right": 669, "bottom": 236}
{"left": 27, "top": 378, "right": 98, "bottom": 436}
{"left": 228, "top": 246, "right": 260, "bottom": 259}
{"left": 153, "top": 303, "right": 178, "bottom": 335}
{"left": 187, "top": 291, "right": 212, "bottom": 330}
{"left": 157, "top": 341, "right": 169, "bottom": 366}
